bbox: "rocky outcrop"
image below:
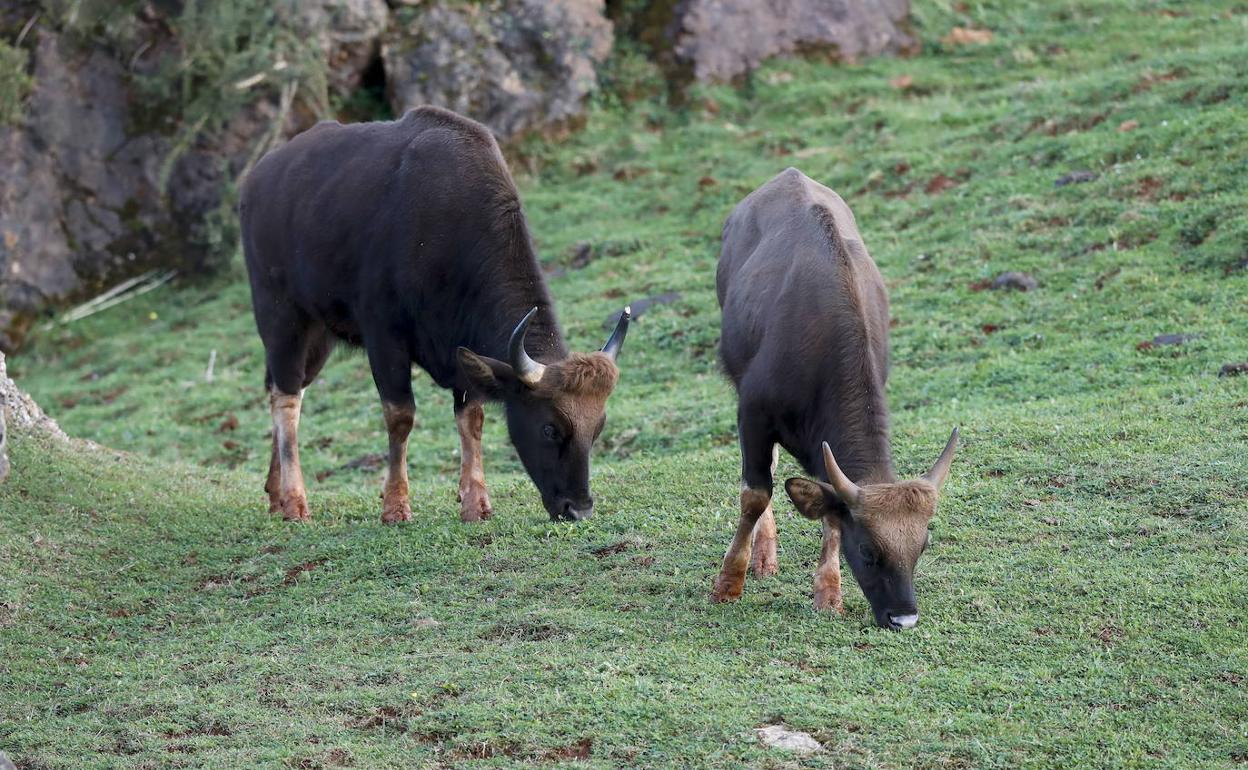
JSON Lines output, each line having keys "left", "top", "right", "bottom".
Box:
{"left": 0, "top": 33, "right": 175, "bottom": 353}
{"left": 297, "top": 0, "right": 391, "bottom": 97}
{"left": 0, "top": 0, "right": 911, "bottom": 352}
{"left": 0, "top": 1, "right": 616, "bottom": 351}
{"left": 0, "top": 20, "right": 313, "bottom": 352}
{"left": 382, "top": 0, "right": 613, "bottom": 140}
{"left": 667, "top": 0, "right": 916, "bottom": 83}
{"left": 0, "top": 351, "right": 67, "bottom": 481}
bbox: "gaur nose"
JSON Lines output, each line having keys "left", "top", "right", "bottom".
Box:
{"left": 888, "top": 612, "right": 919, "bottom": 630}
{"left": 553, "top": 497, "right": 594, "bottom": 522}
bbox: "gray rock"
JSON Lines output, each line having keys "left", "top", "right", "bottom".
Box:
{"left": 0, "top": 33, "right": 185, "bottom": 352}
{"left": 383, "top": 0, "right": 613, "bottom": 140}
{"left": 0, "top": 750, "right": 15, "bottom": 770}
{"left": 991, "top": 271, "right": 1039, "bottom": 292}
{"left": 669, "top": 0, "right": 916, "bottom": 83}
{"left": 0, "top": 26, "right": 306, "bottom": 352}
{"left": 1151, "top": 333, "right": 1198, "bottom": 346}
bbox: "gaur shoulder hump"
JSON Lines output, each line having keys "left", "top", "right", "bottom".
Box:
{"left": 404, "top": 105, "right": 499, "bottom": 150}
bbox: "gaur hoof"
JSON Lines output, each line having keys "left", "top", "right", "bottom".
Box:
{"left": 459, "top": 505, "right": 492, "bottom": 523}
{"left": 709, "top": 577, "right": 744, "bottom": 604}
{"left": 813, "top": 592, "right": 845, "bottom": 614}
{"left": 381, "top": 504, "right": 412, "bottom": 524}
{"left": 458, "top": 488, "right": 493, "bottom": 522}
{"left": 750, "top": 549, "right": 778, "bottom": 578}
{"left": 280, "top": 496, "right": 311, "bottom": 522}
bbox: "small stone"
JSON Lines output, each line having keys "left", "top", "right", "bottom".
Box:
{"left": 1151, "top": 333, "right": 1198, "bottom": 346}
{"left": 1219, "top": 362, "right": 1248, "bottom": 377}
{"left": 413, "top": 618, "right": 441, "bottom": 630}
{"left": 755, "top": 725, "right": 822, "bottom": 755}
{"left": 991, "top": 272, "right": 1039, "bottom": 292}
{"left": 0, "top": 751, "right": 15, "bottom": 770}
{"left": 1055, "top": 170, "right": 1098, "bottom": 187}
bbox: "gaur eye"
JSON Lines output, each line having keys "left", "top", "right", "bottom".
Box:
{"left": 859, "top": 543, "right": 879, "bottom": 567}
{"left": 542, "top": 423, "right": 560, "bottom": 442}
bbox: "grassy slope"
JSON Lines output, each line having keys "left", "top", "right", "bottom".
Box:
{"left": 4, "top": 1, "right": 1247, "bottom": 767}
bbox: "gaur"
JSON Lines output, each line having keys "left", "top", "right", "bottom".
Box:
{"left": 240, "top": 106, "right": 630, "bottom": 524}
{"left": 710, "top": 167, "right": 958, "bottom": 629}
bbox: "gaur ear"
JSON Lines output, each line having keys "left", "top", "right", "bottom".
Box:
{"left": 456, "top": 347, "right": 516, "bottom": 399}
{"left": 785, "top": 478, "right": 830, "bottom": 520}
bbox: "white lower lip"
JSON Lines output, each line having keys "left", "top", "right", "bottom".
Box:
{"left": 890, "top": 614, "right": 919, "bottom": 629}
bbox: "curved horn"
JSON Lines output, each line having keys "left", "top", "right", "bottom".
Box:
{"left": 923, "top": 427, "right": 960, "bottom": 489}
{"left": 509, "top": 307, "right": 547, "bottom": 387}
{"left": 601, "top": 305, "right": 631, "bottom": 361}
{"left": 822, "top": 441, "right": 863, "bottom": 507}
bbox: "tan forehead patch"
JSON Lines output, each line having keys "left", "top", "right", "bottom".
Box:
{"left": 541, "top": 352, "right": 619, "bottom": 399}
{"left": 860, "top": 480, "right": 938, "bottom": 566}
{"left": 536, "top": 352, "right": 619, "bottom": 430}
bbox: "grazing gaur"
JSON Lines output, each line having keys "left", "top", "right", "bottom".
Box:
{"left": 709, "top": 167, "right": 958, "bottom": 629}
{"left": 240, "top": 106, "right": 629, "bottom": 524}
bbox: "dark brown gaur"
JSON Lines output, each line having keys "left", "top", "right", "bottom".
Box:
{"left": 709, "top": 167, "right": 958, "bottom": 629}
{"left": 240, "top": 106, "right": 629, "bottom": 524}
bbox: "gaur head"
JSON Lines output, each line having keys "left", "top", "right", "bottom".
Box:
{"left": 456, "top": 307, "right": 629, "bottom": 522}
{"left": 785, "top": 429, "right": 959, "bottom": 630}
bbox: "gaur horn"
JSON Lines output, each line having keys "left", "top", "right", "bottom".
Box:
{"left": 601, "top": 306, "right": 631, "bottom": 361}
{"left": 923, "top": 427, "right": 960, "bottom": 488}
{"left": 822, "top": 441, "right": 863, "bottom": 507}
{"left": 509, "top": 307, "right": 548, "bottom": 387}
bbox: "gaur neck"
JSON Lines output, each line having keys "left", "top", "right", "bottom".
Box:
{"left": 464, "top": 211, "right": 569, "bottom": 365}
{"left": 813, "top": 390, "right": 896, "bottom": 486}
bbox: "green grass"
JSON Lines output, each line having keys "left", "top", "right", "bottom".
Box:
{"left": 4, "top": 0, "right": 1248, "bottom": 767}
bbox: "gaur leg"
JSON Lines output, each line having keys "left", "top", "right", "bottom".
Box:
{"left": 813, "top": 517, "right": 845, "bottom": 612}
{"left": 367, "top": 337, "right": 414, "bottom": 524}
{"left": 265, "top": 328, "right": 332, "bottom": 516}
{"left": 265, "top": 419, "right": 281, "bottom": 513}
{"left": 454, "top": 390, "right": 493, "bottom": 522}
{"left": 710, "top": 409, "right": 775, "bottom": 603}
{"left": 263, "top": 320, "right": 323, "bottom": 521}
{"left": 750, "top": 445, "right": 780, "bottom": 577}
{"left": 269, "top": 389, "right": 309, "bottom": 520}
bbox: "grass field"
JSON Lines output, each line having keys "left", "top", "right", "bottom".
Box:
{"left": 3, "top": 1, "right": 1247, "bottom": 767}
